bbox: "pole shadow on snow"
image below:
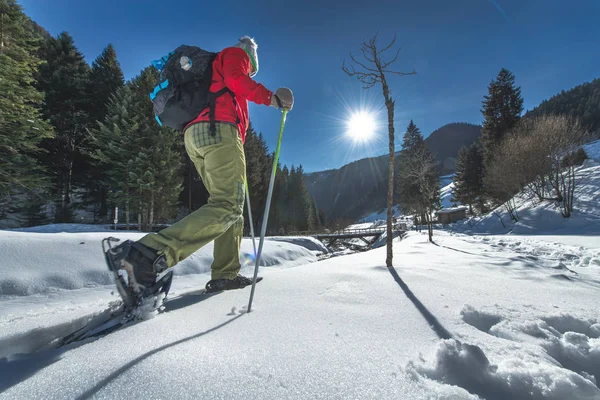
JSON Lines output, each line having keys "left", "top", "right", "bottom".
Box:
{"left": 387, "top": 266, "right": 454, "bottom": 340}
{"left": 75, "top": 314, "right": 244, "bottom": 400}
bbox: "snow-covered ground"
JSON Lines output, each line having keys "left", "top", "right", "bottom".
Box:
{"left": 583, "top": 139, "right": 600, "bottom": 161}
{"left": 358, "top": 205, "right": 401, "bottom": 223}
{"left": 1, "top": 153, "right": 600, "bottom": 399}
{"left": 1, "top": 224, "right": 599, "bottom": 398}
{"left": 453, "top": 161, "right": 600, "bottom": 237}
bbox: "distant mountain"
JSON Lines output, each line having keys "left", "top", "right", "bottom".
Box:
{"left": 306, "top": 123, "right": 482, "bottom": 221}
{"left": 426, "top": 123, "right": 482, "bottom": 174}
{"left": 526, "top": 78, "right": 600, "bottom": 134}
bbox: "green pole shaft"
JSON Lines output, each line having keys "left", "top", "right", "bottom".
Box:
{"left": 247, "top": 109, "right": 288, "bottom": 313}
{"left": 244, "top": 180, "right": 257, "bottom": 259}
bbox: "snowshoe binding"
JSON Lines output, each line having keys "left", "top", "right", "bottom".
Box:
{"left": 102, "top": 237, "right": 173, "bottom": 309}
{"left": 205, "top": 275, "right": 263, "bottom": 294}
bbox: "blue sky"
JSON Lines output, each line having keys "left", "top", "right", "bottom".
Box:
{"left": 20, "top": 0, "right": 600, "bottom": 172}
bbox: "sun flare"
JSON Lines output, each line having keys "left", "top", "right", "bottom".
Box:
{"left": 347, "top": 111, "right": 376, "bottom": 141}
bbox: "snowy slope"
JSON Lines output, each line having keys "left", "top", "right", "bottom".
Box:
{"left": 1, "top": 229, "right": 599, "bottom": 399}
{"left": 583, "top": 139, "right": 600, "bottom": 161}
{"left": 454, "top": 162, "right": 600, "bottom": 236}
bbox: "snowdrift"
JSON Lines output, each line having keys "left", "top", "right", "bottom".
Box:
{"left": 0, "top": 228, "right": 324, "bottom": 297}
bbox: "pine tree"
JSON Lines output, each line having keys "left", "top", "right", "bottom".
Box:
{"left": 397, "top": 120, "right": 440, "bottom": 240}
{"left": 89, "top": 85, "right": 139, "bottom": 228}
{"left": 130, "top": 67, "right": 183, "bottom": 230}
{"left": 83, "top": 44, "right": 125, "bottom": 219}
{"left": 397, "top": 120, "right": 426, "bottom": 212}
{"left": 243, "top": 123, "right": 271, "bottom": 233}
{"left": 402, "top": 120, "right": 424, "bottom": 151}
{"left": 270, "top": 165, "right": 289, "bottom": 234}
{"left": 294, "top": 165, "right": 311, "bottom": 231}
{"left": 36, "top": 32, "right": 91, "bottom": 221}
{"left": 88, "top": 44, "right": 124, "bottom": 124}
{"left": 480, "top": 68, "right": 523, "bottom": 165}
{"left": 0, "top": 0, "right": 53, "bottom": 215}
{"left": 452, "top": 142, "right": 484, "bottom": 213}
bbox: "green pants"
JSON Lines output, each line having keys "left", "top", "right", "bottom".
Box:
{"left": 139, "top": 123, "right": 246, "bottom": 280}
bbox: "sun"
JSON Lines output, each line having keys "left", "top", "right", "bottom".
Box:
{"left": 347, "top": 111, "right": 377, "bottom": 141}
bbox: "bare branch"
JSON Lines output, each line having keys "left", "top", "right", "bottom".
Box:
{"left": 377, "top": 33, "right": 396, "bottom": 55}
{"left": 350, "top": 53, "right": 379, "bottom": 73}
{"left": 384, "top": 70, "right": 417, "bottom": 76}
{"left": 360, "top": 45, "right": 376, "bottom": 64}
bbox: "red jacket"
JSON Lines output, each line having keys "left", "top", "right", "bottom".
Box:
{"left": 187, "top": 47, "right": 273, "bottom": 143}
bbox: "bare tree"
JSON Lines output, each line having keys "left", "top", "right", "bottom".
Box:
{"left": 400, "top": 146, "right": 440, "bottom": 242}
{"left": 486, "top": 115, "right": 589, "bottom": 219}
{"left": 342, "top": 33, "right": 415, "bottom": 267}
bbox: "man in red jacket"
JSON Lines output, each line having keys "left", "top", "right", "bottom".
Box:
{"left": 113, "top": 37, "right": 293, "bottom": 294}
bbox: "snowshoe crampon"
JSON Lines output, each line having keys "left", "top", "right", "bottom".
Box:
{"left": 102, "top": 237, "right": 173, "bottom": 309}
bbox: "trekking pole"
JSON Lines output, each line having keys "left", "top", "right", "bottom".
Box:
{"left": 244, "top": 180, "right": 257, "bottom": 259}
{"left": 247, "top": 109, "right": 288, "bottom": 313}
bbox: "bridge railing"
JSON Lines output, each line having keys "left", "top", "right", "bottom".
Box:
{"left": 287, "top": 224, "right": 407, "bottom": 238}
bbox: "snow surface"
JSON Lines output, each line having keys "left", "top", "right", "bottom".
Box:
{"left": 9, "top": 223, "right": 114, "bottom": 233}
{"left": 1, "top": 226, "right": 599, "bottom": 398}
{"left": 454, "top": 163, "right": 600, "bottom": 236}
{"left": 358, "top": 205, "right": 401, "bottom": 223}
{"left": 583, "top": 139, "right": 600, "bottom": 161}
{"left": 0, "top": 231, "right": 320, "bottom": 298}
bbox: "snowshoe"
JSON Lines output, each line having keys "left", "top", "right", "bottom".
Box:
{"left": 205, "top": 275, "right": 263, "bottom": 293}
{"left": 102, "top": 237, "right": 172, "bottom": 308}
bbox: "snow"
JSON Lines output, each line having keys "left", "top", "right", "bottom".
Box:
{"left": 9, "top": 223, "right": 114, "bottom": 233}
{"left": 440, "top": 180, "right": 456, "bottom": 209}
{"left": 454, "top": 163, "right": 600, "bottom": 236}
{"left": 583, "top": 139, "right": 600, "bottom": 161}
{"left": 0, "top": 231, "right": 319, "bottom": 298}
{"left": 358, "top": 205, "right": 401, "bottom": 223}
{"left": 0, "top": 225, "right": 598, "bottom": 398}
{"left": 1, "top": 158, "right": 600, "bottom": 398}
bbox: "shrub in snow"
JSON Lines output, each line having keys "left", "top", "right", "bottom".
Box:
{"left": 486, "top": 115, "right": 590, "bottom": 219}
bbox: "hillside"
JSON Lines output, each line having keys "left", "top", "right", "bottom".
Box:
{"left": 306, "top": 123, "right": 481, "bottom": 221}
{"left": 426, "top": 123, "right": 482, "bottom": 174}
{"left": 526, "top": 77, "right": 600, "bottom": 133}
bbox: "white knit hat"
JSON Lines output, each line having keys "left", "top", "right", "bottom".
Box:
{"left": 234, "top": 36, "right": 259, "bottom": 77}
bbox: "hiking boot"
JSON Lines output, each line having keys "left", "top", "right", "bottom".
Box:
{"left": 108, "top": 240, "right": 168, "bottom": 293}
{"left": 205, "top": 275, "right": 259, "bottom": 293}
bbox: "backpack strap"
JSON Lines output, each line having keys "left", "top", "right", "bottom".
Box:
{"left": 207, "top": 88, "right": 239, "bottom": 136}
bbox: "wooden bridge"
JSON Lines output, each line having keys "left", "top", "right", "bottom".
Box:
{"left": 290, "top": 224, "right": 407, "bottom": 248}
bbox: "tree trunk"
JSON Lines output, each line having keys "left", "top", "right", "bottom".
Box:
{"left": 149, "top": 192, "right": 155, "bottom": 231}
{"left": 65, "top": 157, "right": 73, "bottom": 206}
{"left": 99, "top": 187, "right": 108, "bottom": 218}
{"left": 383, "top": 86, "right": 395, "bottom": 268}
{"left": 427, "top": 211, "right": 433, "bottom": 242}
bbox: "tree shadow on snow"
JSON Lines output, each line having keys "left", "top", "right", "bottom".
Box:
{"left": 387, "top": 266, "right": 453, "bottom": 340}
{"left": 75, "top": 314, "right": 244, "bottom": 400}
{"left": 431, "top": 240, "right": 482, "bottom": 256}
